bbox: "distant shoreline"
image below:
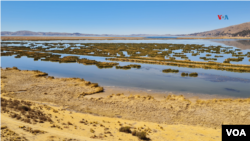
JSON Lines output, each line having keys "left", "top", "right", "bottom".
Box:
{"left": 1, "top": 36, "right": 250, "bottom": 41}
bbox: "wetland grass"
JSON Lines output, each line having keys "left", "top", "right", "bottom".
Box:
{"left": 199, "top": 57, "right": 217, "bottom": 61}
{"left": 96, "top": 62, "right": 119, "bottom": 69}
{"left": 215, "top": 55, "right": 223, "bottom": 57}
{"left": 107, "top": 57, "right": 250, "bottom": 73}
{"left": 2, "top": 42, "right": 250, "bottom": 73}
{"left": 189, "top": 72, "right": 198, "bottom": 77}
{"left": 128, "top": 64, "right": 141, "bottom": 68}
{"left": 78, "top": 58, "right": 98, "bottom": 65}
{"left": 162, "top": 69, "right": 179, "bottom": 73}
{"left": 225, "top": 57, "right": 244, "bottom": 62}
{"left": 116, "top": 65, "right": 132, "bottom": 70}
{"left": 181, "top": 72, "right": 189, "bottom": 77}
{"left": 59, "top": 56, "right": 79, "bottom": 63}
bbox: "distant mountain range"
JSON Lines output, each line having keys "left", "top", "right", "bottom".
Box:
{"left": 1, "top": 22, "right": 250, "bottom": 37}
{"left": 187, "top": 22, "right": 250, "bottom": 37}
{"left": 0, "top": 31, "right": 172, "bottom": 37}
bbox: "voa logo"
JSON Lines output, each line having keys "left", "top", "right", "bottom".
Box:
{"left": 226, "top": 129, "right": 246, "bottom": 136}
{"left": 218, "top": 15, "right": 229, "bottom": 20}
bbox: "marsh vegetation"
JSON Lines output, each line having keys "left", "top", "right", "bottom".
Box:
{"left": 162, "top": 69, "right": 179, "bottom": 73}
{"left": 2, "top": 42, "right": 249, "bottom": 73}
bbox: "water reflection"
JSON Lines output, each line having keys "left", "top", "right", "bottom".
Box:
{"left": 212, "top": 39, "right": 250, "bottom": 50}
{"left": 196, "top": 73, "right": 250, "bottom": 83}
{"left": 225, "top": 88, "right": 240, "bottom": 93}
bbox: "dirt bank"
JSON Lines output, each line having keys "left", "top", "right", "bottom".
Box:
{"left": 1, "top": 96, "right": 221, "bottom": 141}
{"left": 2, "top": 68, "right": 250, "bottom": 130}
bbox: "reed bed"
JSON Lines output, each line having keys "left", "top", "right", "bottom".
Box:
{"left": 189, "top": 72, "right": 198, "bottom": 77}
{"left": 107, "top": 58, "right": 250, "bottom": 73}
{"left": 181, "top": 72, "right": 189, "bottom": 76}
{"left": 116, "top": 65, "right": 132, "bottom": 70}
{"left": 162, "top": 69, "right": 179, "bottom": 73}
{"left": 2, "top": 42, "right": 250, "bottom": 73}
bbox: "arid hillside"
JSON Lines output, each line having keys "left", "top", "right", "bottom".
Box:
{"left": 188, "top": 22, "right": 250, "bottom": 37}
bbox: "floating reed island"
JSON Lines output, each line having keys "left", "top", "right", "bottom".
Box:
{"left": 162, "top": 69, "right": 179, "bottom": 73}
{"left": 215, "top": 55, "right": 224, "bottom": 57}
{"left": 116, "top": 64, "right": 141, "bottom": 70}
{"left": 116, "top": 65, "right": 132, "bottom": 70}
{"left": 181, "top": 72, "right": 189, "bottom": 76}
{"left": 200, "top": 57, "right": 217, "bottom": 61}
{"left": 1, "top": 42, "right": 250, "bottom": 73}
{"left": 189, "top": 72, "right": 198, "bottom": 77}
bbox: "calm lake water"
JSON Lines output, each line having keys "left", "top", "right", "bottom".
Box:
{"left": 1, "top": 39, "right": 250, "bottom": 98}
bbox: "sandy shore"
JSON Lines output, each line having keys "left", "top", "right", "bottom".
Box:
{"left": 1, "top": 67, "right": 250, "bottom": 141}
{"left": 86, "top": 86, "right": 239, "bottom": 102}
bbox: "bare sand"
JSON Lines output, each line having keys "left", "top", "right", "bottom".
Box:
{"left": 1, "top": 67, "right": 250, "bottom": 141}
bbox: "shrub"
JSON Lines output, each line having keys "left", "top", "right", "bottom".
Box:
{"left": 136, "top": 131, "right": 147, "bottom": 140}
{"left": 132, "top": 130, "right": 148, "bottom": 140}
{"left": 18, "top": 105, "right": 30, "bottom": 111}
{"left": 119, "top": 126, "right": 131, "bottom": 133}
{"left": 90, "top": 128, "right": 95, "bottom": 133}
{"left": 132, "top": 130, "right": 137, "bottom": 136}
{"left": 24, "top": 118, "right": 31, "bottom": 123}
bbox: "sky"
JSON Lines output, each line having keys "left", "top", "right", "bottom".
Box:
{"left": 1, "top": 1, "right": 250, "bottom": 35}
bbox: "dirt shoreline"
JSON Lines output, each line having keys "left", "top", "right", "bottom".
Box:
{"left": 84, "top": 85, "right": 240, "bottom": 101}
{"left": 1, "top": 67, "right": 250, "bottom": 140}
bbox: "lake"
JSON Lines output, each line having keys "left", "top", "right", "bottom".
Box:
{"left": 1, "top": 39, "right": 250, "bottom": 98}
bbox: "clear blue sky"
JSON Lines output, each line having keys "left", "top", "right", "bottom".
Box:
{"left": 1, "top": 1, "right": 250, "bottom": 35}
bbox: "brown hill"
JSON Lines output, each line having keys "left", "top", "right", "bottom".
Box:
{"left": 188, "top": 22, "right": 250, "bottom": 37}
